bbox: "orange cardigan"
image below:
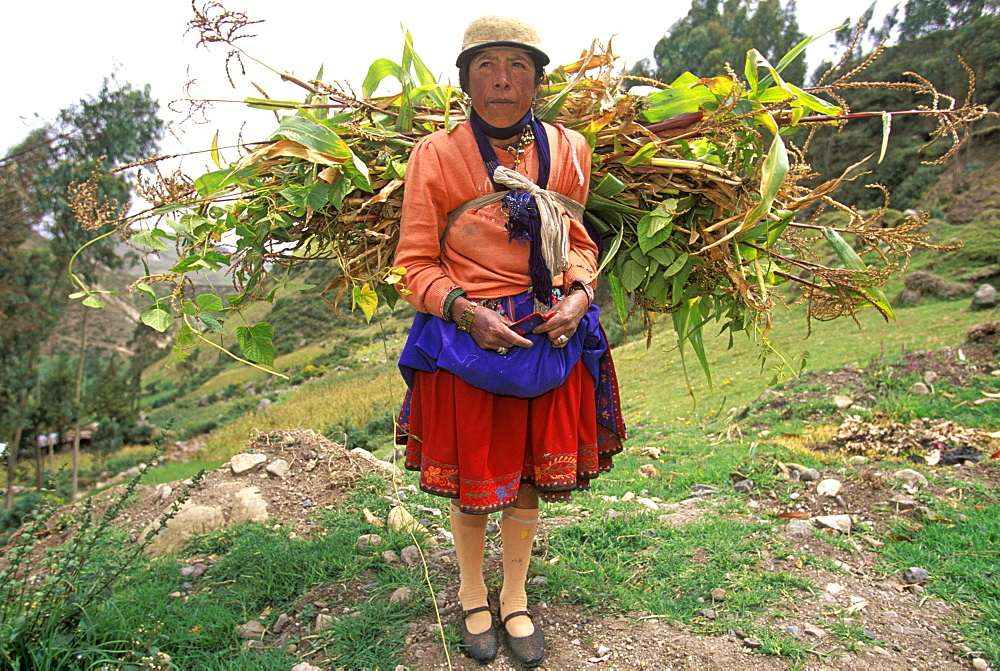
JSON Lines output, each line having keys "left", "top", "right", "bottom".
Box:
{"left": 394, "top": 120, "right": 597, "bottom": 318}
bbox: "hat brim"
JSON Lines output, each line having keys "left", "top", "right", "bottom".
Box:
{"left": 456, "top": 41, "right": 550, "bottom": 68}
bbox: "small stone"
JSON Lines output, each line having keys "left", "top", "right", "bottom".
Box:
{"left": 816, "top": 479, "right": 842, "bottom": 497}
{"left": 924, "top": 370, "right": 939, "bottom": 385}
{"left": 300, "top": 499, "right": 314, "bottom": 508}
{"left": 802, "top": 623, "right": 827, "bottom": 638}
{"left": 826, "top": 583, "right": 845, "bottom": 595}
{"left": 869, "top": 645, "right": 893, "bottom": 657}
{"left": 902, "top": 567, "right": 928, "bottom": 584}
{"left": 637, "top": 464, "right": 660, "bottom": 479}
{"left": 799, "top": 468, "right": 821, "bottom": 482}
{"left": 833, "top": 395, "right": 854, "bottom": 410}
{"left": 606, "top": 509, "right": 624, "bottom": 519}
{"left": 729, "top": 627, "right": 747, "bottom": 639}
{"left": 710, "top": 588, "right": 727, "bottom": 601}
{"left": 356, "top": 534, "right": 383, "bottom": 550}
{"left": 889, "top": 493, "right": 920, "bottom": 509}
{"left": 893, "top": 469, "right": 929, "bottom": 490}
{"left": 972, "top": 658, "right": 988, "bottom": 670}
{"left": 691, "top": 484, "right": 719, "bottom": 496}
{"left": 314, "top": 613, "right": 336, "bottom": 633}
{"left": 733, "top": 479, "right": 754, "bottom": 493}
{"left": 382, "top": 550, "right": 400, "bottom": 563}
{"left": 236, "top": 620, "right": 266, "bottom": 639}
{"left": 813, "top": 514, "right": 852, "bottom": 534}
{"left": 910, "top": 584, "right": 925, "bottom": 595}
{"left": 635, "top": 497, "right": 661, "bottom": 511}
{"left": 400, "top": 545, "right": 422, "bottom": 566}
{"left": 389, "top": 587, "right": 414, "bottom": 604}
{"left": 909, "top": 381, "right": 931, "bottom": 395}
{"left": 742, "top": 638, "right": 763, "bottom": 649}
{"left": 168, "top": 591, "right": 182, "bottom": 598}
{"left": 271, "top": 613, "right": 290, "bottom": 634}
{"left": 786, "top": 625, "right": 801, "bottom": 638}
{"left": 230, "top": 453, "right": 267, "bottom": 474}
{"left": 596, "top": 645, "right": 611, "bottom": 656}
{"left": 848, "top": 456, "right": 868, "bottom": 466}
{"left": 180, "top": 562, "right": 208, "bottom": 578}
{"left": 700, "top": 609, "right": 717, "bottom": 620}
{"left": 784, "top": 518, "right": 814, "bottom": 539}
{"left": 529, "top": 576, "right": 549, "bottom": 586}
{"left": 265, "top": 459, "right": 289, "bottom": 478}
{"left": 291, "top": 664, "right": 323, "bottom": 671}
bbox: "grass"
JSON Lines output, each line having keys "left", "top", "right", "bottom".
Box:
{"left": 5, "top": 292, "right": 1000, "bottom": 667}
{"left": 881, "top": 501, "right": 1000, "bottom": 663}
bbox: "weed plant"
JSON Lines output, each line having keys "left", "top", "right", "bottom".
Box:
{"left": 0, "top": 443, "right": 205, "bottom": 669}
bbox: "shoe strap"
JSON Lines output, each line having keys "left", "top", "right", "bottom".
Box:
{"left": 463, "top": 604, "right": 491, "bottom": 617}
{"left": 501, "top": 610, "right": 532, "bottom": 625}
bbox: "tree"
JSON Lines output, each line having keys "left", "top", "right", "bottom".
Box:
{"left": 0, "top": 77, "right": 163, "bottom": 502}
{"left": 630, "top": 0, "right": 808, "bottom": 87}
{"left": 898, "top": 0, "right": 999, "bottom": 41}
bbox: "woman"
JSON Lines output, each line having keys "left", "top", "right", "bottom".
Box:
{"left": 394, "top": 15, "right": 626, "bottom": 666}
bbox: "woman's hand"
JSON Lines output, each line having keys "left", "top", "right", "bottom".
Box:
{"left": 533, "top": 290, "right": 589, "bottom": 348}
{"left": 451, "top": 298, "right": 532, "bottom": 353}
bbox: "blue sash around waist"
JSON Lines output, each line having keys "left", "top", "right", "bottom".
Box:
{"left": 398, "top": 291, "right": 607, "bottom": 398}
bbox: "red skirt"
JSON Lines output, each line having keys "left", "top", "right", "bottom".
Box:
{"left": 401, "top": 360, "right": 619, "bottom": 513}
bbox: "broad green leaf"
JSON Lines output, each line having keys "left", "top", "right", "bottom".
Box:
{"left": 196, "top": 294, "right": 225, "bottom": 311}
{"left": 743, "top": 132, "right": 789, "bottom": 227}
{"left": 662, "top": 253, "right": 689, "bottom": 278}
{"left": 353, "top": 282, "right": 379, "bottom": 323}
{"left": 199, "top": 313, "right": 225, "bottom": 333}
{"left": 621, "top": 259, "right": 646, "bottom": 292}
{"left": 134, "top": 283, "right": 156, "bottom": 298}
{"left": 82, "top": 296, "right": 105, "bottom": 310}
{"left": 274, "top": 116, "right": 371, "bottom": 191}
{"left": 638, "top": 87, "right": 710, "bottom": 124}
{"left": 177, "top": 323, "right": 197, "bottom": 346}
{"left": 647, "top": 247, "right": 676, "bottom": 267}
{"left": 621, "top": 142, "right": 660, "bottom": 167}
{"left": 592, "top": 174, "right": 627, "bottom": 198}
{"left": 236, "top": 322, "right": 275, "bottom": 365}
{"left": 132, "top": 229, "right": 170, "bottom": 251}
{"left": 757, "top": 27, "right": 842, "bottom": 92}
{"left": 637, "top": 211, "right": 674, "bottom": 254}
{"left": 193, "top": 165, "right": 259, "bottom": 196}
{"left": 744, "top": 48, "right": 761, "bottom": 96}
{"left": 362, "top": 58, "right": 404, "bottom": 98}
{"left": 595, "top": 214, "right": 625, "bottom": 276}
{"left": 141, "top": 306, "right": 172, "bottom": 332}
{"left": 607, "top": 273, "right": 628, "bottom": 324}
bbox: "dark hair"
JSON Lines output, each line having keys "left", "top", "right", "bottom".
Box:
{"left": 457, "top": 50, "right": 546, "bottom": 94}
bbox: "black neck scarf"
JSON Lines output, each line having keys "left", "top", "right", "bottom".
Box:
{"left": 470, "top": 108, "right": 554, "bottom": 305}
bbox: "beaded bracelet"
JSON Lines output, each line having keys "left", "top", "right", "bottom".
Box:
{"left": 457, "top": 304, "right": 477, "bottom": 332}
{"left": 441, "top": 287, "right": 466, "bottom": 322}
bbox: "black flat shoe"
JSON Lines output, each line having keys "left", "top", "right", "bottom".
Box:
{"left": 501, "top": 610, "right": 545, "bottom": 667}
{"left": 459, "top": 604, "right": 498, "bottom": 663}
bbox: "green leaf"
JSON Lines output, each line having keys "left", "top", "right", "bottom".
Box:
{"left": 134, "top": 283, "right": 156, "bottom": 298}
{"left": 637, "top": 211, "right": 674, "bottom": 254}
{"left": 274, "top": 116, "right": 371, "bottom": 191}
{"left": 141, "top": 306, "right": 172, "bottom": 332}
{"left": 638, "top": 87, "right": 710, "bottom": 124}
{"left": 210, "top": 130, "right": 221, "bottom": 168}
{"left": 352, "top": 283, "right": 379, "bottom": 323}
{"left": 662, "top": 253, "right": 690, "bottom": 278}
{"left": 362, "top": 58, "right": 404, "bottom": 98}
{"left": 236, "top": 323, "right": 275, "bottom": 365}
{"left": 743, "top": 132, "right": 789, "bottom": 227}
{"left": 621, "top": 142, "right": 659, "bottom": 167}
{"left": 199, "top": 313, "right": 225, "bottom": 333}
{"left": 592, "top": 174, "right": 627, "bottom": 198}
{"left": 132, "top": 229, "right": 170, "bottom": 251}
{"left": 607, "top": 273, "right": 629, "bottom": 324}
{"left": 621, "top": 259, "right": 646, "bottom": 292}
{"left": 647, "top": 247, "right": 676, "bottom": 267}
{"left": 82, "top": 296, "right": 105, "bottom": 310}
{"left": 195, "top": 294, "right": 225, "bottom": 311}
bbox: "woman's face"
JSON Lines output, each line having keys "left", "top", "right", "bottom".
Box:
{"left": 467, "top": 47, "right": 538, "bottom": 130}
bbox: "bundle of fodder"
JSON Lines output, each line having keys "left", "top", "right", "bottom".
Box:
{"left": 72, "top": 13, "right": 986, "bottom": 374}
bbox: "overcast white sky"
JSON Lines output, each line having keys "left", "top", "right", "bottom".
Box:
{"left": 3, "top": 0, "right": 893, "bottom": 172}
